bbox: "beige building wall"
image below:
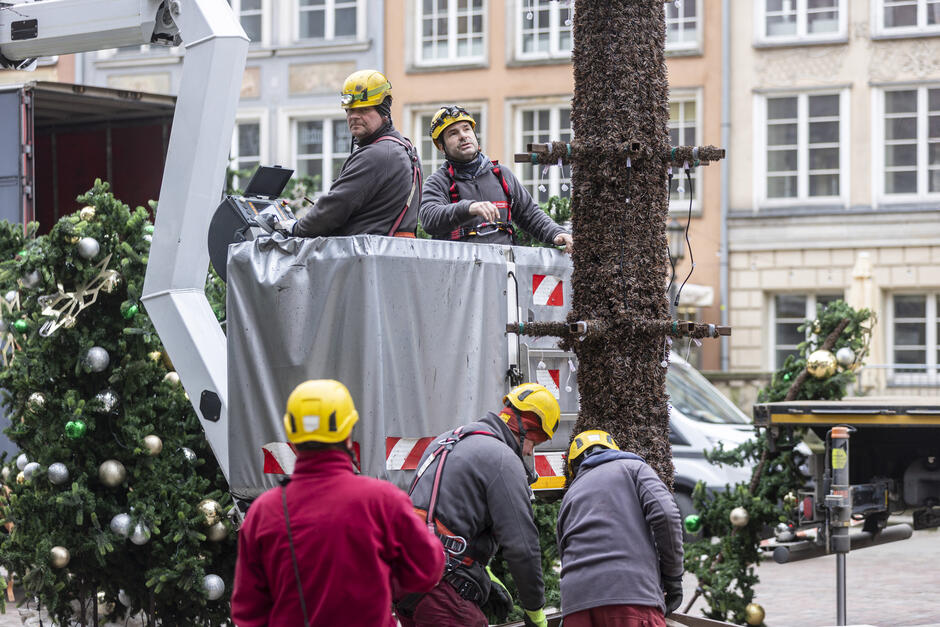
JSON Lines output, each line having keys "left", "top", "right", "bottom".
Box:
{"left": 385, "top": 0, "right": 726, "bottom": 370}
{"left": 726, "top": 1, "right": 940, "bottom": 385}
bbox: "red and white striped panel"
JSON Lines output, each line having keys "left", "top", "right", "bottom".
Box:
{"left": 262, "top": 441, "right": 360, "bottom": 475}
{"left": 385, "top": 437, "right": 435, "bottom": 471}
{"left": 536, "top": 368, "right": 560, "bottom": 398}
{"left": 532, "top": 274, "right": 564, "bottom": 306}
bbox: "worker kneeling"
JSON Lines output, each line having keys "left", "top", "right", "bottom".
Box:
{"left": 397, "top": 383, "right": 558, "bottom": 627}
{"left": 231, "top": 380, "right": 444, "bottom": 627}
{"left": 557, "top": 430, "right": 685, "bottom": 627}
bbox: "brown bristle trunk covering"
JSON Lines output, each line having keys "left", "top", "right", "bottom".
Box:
{"left": 568, "top": 1, "right": 673, "bottom": 486}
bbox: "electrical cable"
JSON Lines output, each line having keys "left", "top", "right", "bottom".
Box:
{"left": 674, "top": 164, "right": 695, "bottom": 307}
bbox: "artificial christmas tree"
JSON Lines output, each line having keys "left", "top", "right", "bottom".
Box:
{"left": 0, "top": 180, "right": 234, "bottom": 626}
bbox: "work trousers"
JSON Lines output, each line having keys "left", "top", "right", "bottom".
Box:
{"left": 564, "top": 604, "right": 666, "bottom": 627}
{"left": 398, "top": 580, "right": 488, "bottom": 627}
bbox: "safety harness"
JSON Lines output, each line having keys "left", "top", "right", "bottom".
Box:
{"left": 406, "top": 425, "right": 499, "bottom": 604}
{"left": 445, "top": 160, "right": 515, "bottom": 241}
{"left": 375, "top": 135, "right": 421, "bottom": 238}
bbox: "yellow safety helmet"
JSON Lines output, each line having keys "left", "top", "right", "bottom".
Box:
{"left": 283, "top": 380, "right": 359, "bottom": 444}
{"left": 341, "top": 69, "right": 392, "bottom": 109}
{"left": 502, "top": 383, "right": 560, "bottom": 439}
{"left": 429, "top": 105, "right": 476, "bottom": 142}
{"left": 567, "top": 429, "right": 619, "bottom": 474}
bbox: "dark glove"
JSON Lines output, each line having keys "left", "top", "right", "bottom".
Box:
{"left": 663, "top": 574, "right": 683, "bottom": 615}
{"left": 483, "top": 565, "right": 513, "bottom": 622}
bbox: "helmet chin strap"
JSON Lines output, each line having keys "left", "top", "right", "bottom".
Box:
{"left": 502, "top": 406, "right": 528, "bottom": 454}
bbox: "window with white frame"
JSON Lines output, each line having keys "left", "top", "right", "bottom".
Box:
{"left": 516, "top": 104, "right": 572, "bottom": 203}
{"left": 889, "top": 293, "right": 940, "bottom": 385}
{"left": 881, "top": 86, "right": 940, "bottom": 198}
{"left": 666, "top": 0, "right": 701, "bottom": 52}
{"left": 299, "top": 0, "right": 359, "bottom": 41}
{"left": 669, "top": 93, "right": 701, "bottom": 211}
{"left": 876, "top": 0, "right": 940, "bottom": 34}
{"left": 417, "top": 0, "right": 485, "bottom": 66}
{"left": 772, "top": 292, "right": 843, "bottom": 368}
{"left": 761, "top": 92, "right": 843, "bottom": 203}
{"left": 294, "top": 118, "right": 352, "bottom": 194}
{"left": 516, "top": 0, "right": 573, "bottom": 60}
{"left": 411, "top": 107, "right": 485, "bottom": 174}
{"left": 757, "top": 0, "right": 845, "bottom": 42}
{"left": 230, "top": 0, "right": 263, "bottom": 43}
{"left": 231, "top": 120, "right": 262, "bottom": 191}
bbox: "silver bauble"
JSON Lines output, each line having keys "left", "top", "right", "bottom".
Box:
{"left": 21, "top": 270, "right": 41, "bottom": 289}
{"left": 76, "top": 237, "right": 100, "bottom": 260}
{"left": 50, "top": 546, "right": 70, "bottom": 568}
{"left": 4, "top": 290, "right": 15, "bottom": 303}
{"left": 143, "top": 435, "right": 163, "bottom": 456}
{"left": 163, "top": 371, "right": 180, "bottom": 385}
{"left": 181, "top": 447, "right": 197, "bottom": 463}
{"left": 118, "top": 589, "right": 131, "bottom": 607}
{"left": 94, "top": 389, "right": 119, "bottom": 413}
{"left": 98, "top": 459, "right": 126, "bottom": 487}
{"left": 110, "top": 513, "right": 132, "bottom": 537}
{"left": 205, "top": 521, "right": 228, "bottom": 542}
{"left": 143, "top": 234, "right": 152, "bottom": 243}
{"left": 15, "top": 453, "right": 28, "bottom": 470}
{"left": 1, "top": 466, "right": 9, "bottom": 482}
{"left": 730, "top": 506, "right": 750, "bottom": 527}
{"left": 83, "top": 346, "right": 110, "bottom": 372}
{"left": 130, "top": 522, "right": 151, "bottom": 545}
{"left": 27, "top": 392, "right": 45, "bottom": 411}
{"left": 22, "top": 461, "right": 40, "bottom": 480}
{"left": 47, "top": 462, "right": 69, "bottom": 485}
{"left": 835, "top": 346, "right": 856, "bottom": 368}
{"left": 202, "top": 574, "right": 225, "bottom": 601}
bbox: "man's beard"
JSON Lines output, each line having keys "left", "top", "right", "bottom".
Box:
{"left": 445, "top": 143, "right": 479, "bottom": 164}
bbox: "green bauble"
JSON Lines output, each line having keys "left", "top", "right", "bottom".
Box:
{"left": 65, "top": 420, "right": 87, "bottom": 439}
{"left": 121, "top": 303, "right": 139, "bottom": 319}
{"left": 683, "top": 514, "right": 702, "bottom": 533}
{"left": 12, "top": 319, "right": 27, "bottom": 333}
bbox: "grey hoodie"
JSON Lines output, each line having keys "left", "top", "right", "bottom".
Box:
{"left": 407, "top": 412, "right": 545, "bottom": 611}
{"left": 557, "top": 450, "right": 684, "bottom": 616}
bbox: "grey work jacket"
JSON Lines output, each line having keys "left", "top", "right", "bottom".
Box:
{"left": 294, "top": 124, "right": 420, "bottom": 237}
{"left": 419, "top": 156, "right": 565, "bottom": 245}
{"left": 556, "top": 451, "right": 684, "bottom": 616}
{"left": 408, "top": 412, "right": 545, "bottom": 611}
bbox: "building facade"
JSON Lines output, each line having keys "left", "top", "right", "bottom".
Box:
{"left": 727, "top": 0, "right": 940, "bottom": 394}
{"left": 384, "top": 0, "right": 725, "bottom": 370}
{"left": 79, "top": 0, "right": 385, "bottom": 193}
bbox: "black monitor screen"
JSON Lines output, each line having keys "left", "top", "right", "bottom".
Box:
{"left": 244, "top": 165, "right": 294, "bottom": 199}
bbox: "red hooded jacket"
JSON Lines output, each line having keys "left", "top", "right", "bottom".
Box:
{"left": 231, "top": 449, "right": 445, "bottom": 626}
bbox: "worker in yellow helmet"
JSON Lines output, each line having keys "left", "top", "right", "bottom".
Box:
{"left": 396, "top": 383, "right": 558, "bottom": 627}
{"left": 557, "top": 430, "right": 684, "bottom": 626}
{"left": 282, "top": 70, "right": 422, "bottom": 238}
{"left": 231, "top": 380, "right": 445, "bottom": 627}
{"left": 419, "top": 104, "right": 573, "bottom": 253}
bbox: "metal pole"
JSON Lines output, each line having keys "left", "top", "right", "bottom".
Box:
{"left": 826, "top": 426, "right": 851, "bottom": 626}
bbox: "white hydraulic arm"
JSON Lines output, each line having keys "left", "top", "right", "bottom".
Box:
{"left": 0, "top": 0, "right": 248, "bottom": 482}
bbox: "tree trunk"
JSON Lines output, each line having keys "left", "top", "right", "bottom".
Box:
{"left": 569, "top": 0, "right": 673, "bottom": 484}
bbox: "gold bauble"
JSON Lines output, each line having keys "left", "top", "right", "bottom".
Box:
{"left": 807, "top": 349, "right": 837, "bottom": 379}
{"left": 98, "top": 459, "right": 127, "bottom": 487}
{"left": 729, "top": 506, "right": 750, "bottom": 527}
{"left": 205, "top": 521, "right": 228, "bottom": 542}
{"left": 783, "top": 491, "right": 798, "bottom": 508}
{"left": 50, "top": 545, "right": 70, "bottom": 568}
{"left": 66, "top": 236, "right": 80, "bottom": 244}
{"left": 15, "top": 471, "right": 25, "bottom": 484}
{"left": 745, "top": 602, "right": 765, "bottom": 626}
{"left": 143, "top": 434, "right": 163, "bottom": 456}
{"left": 148, "top": 351, "right": 162, "bottom": 362}
{"left": 197, "top": 499, "right": 222, "bottom": 526}
{"left": 101, "top": 272, "right": 122, "bottom": 294}
{"left": 164, "top": 371, "right": 180, "bottom": 385}
{"left": 79, "top": 206, "right": 96, "bottom": 221}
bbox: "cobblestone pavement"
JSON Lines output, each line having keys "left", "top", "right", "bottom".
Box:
{"left": 1, "top": 527, "right": 937, "bottom": 626}
{"left": 682, "top": 526, "right": 940, "bottom": 627}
